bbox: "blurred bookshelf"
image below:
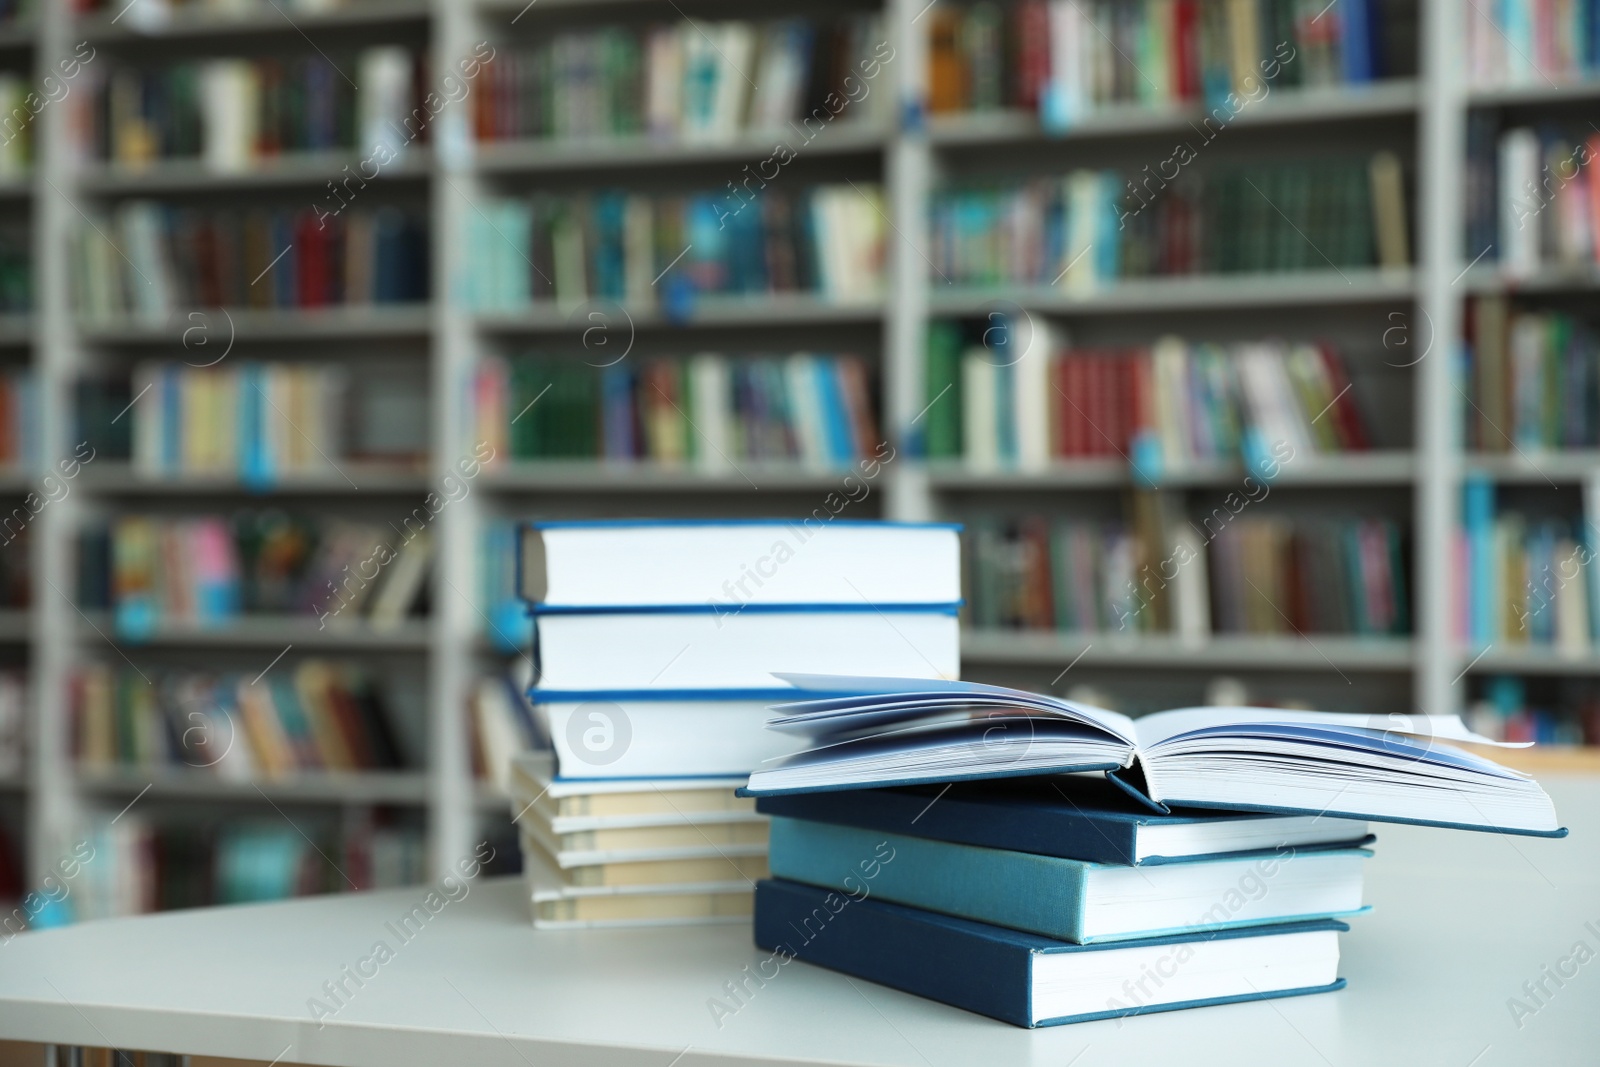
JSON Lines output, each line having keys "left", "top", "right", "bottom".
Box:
{"left": 0, "top": 0, "right": 1593, "bottom": 925}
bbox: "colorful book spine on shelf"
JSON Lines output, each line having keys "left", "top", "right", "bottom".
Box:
{"left": 1469, "top": 125, "right": 1600, "bottom": 277}
{"left": 0, "top": 229, "right": 29, "bottom": 313}
{"left": 464, "top": 183, "right": 884, "bottom": 310}
{"left": 473, "top": 14, "right": 889, "bottom": 143}
{"left": 1456, "top": 478, "right": 1596, "bottom": 651}
{"left": 85, "top": 512, "right": 433, "bottom": 635}
{"left": 1467, "top": 0, "right": 1600, "bottom": 87}
{"left": 1465, "top": 299, "right": 1600, "bottom": 451}
{"left": 479, "top": 519, "right": 534, "bottom": 652}
{"left": 0, "top": 671, "right": 23, "bottom": 780}
{"left": 930, "top": 0, "right": 1402, "bottom": 121}
{"left": 929, "top": 154, "right": 1408, "bottom": 287}
{"left": 470, "top": 353, "right": 879, "bottom": 466}
{"left": 470, "top": 672, "right": 541, "bottom": 792}
{"left": 77, "top": 48, "right": 421, "bottom": 169}
{"left": 72, "top": 202, "right": 429, "bottom": 321}
{"left": 0, "top": 367, "right": 37, "bottom": 467}
{"left": 69, "top": 810, "right": 426, "bottom": 919}
{"left": 1467, "top": 675, "right": 1600, "bottom": 745}
{"left": 71, "top": 661, "right": 405, "bottom": 777}
{"left": 925, "top": 329, "right": 1369, "bottom": 471}
{"left": 1208, "top": 515, "right": 1408, "bottom": 636}
{"left": 0, "top": 73, "right": 33, "bottom": 178}
{"left": 0, "top": 527, "right": 25, "bottom": 609}
{"left": 128, "top": 361, "right": 349, "bottom": 482}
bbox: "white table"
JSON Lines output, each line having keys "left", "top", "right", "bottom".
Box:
{"left": 2, "top": 778, "right": 1598, "bottom": 1067}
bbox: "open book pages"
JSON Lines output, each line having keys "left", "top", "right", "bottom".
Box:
{"left": 742, "top": 675, "right": 1563, "bottom": 837}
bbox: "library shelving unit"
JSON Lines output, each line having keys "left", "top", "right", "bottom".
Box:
{"left": 4, "top": 0, "right": 1599, "bottom": 907}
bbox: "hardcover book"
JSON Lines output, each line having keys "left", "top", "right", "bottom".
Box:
{"left": 742, "top": 675, "right": 1564, "bottom": 836}
{"left": 755, "top": 878, "right": 1348, "bottom": 1028}
{"left": 768, "top": 816, "right": 1368, "bottom": 943}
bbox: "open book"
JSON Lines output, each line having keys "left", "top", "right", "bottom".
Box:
{"left": 741, "top": 676, "right": 1565, "bottom": 837}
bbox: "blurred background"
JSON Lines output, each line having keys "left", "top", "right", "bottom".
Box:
{"left": 0, "top": 0, "right": 1592, "bottom": 922}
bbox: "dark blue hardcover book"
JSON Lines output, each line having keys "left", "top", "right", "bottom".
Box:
{"left": 755, "top": 879, "right": 1348, "bottom": 1028}
{"left": 755, "top": 777, "right": 1374, "bottom": 865}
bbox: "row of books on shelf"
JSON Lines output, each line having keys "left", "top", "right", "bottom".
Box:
{"left": 1468, "top": 676, "right": 1600, "bottom": 745}
{"left": 925, "top": 325, "right": 1371, "bottom": 471}
{"left": 1465, "top": 0, "right": 1600, "bottom": 88}
{"left": 75, "top": 49, "right": 422, "bottom": 171}
{"left": 473, "top": 15, "right": 888, "bottom": 144}
{"left": 1464, "top": 300, "right": 1600, "bottom": 451}
{"left": 966, "top": 507, "right": 1409, "bottom": 639}
{"left": 929, "top": 0, "right": 1407, "bottom": 121}
{"left": 71, "top": 0, "right": 354, "bottom": 15}
{"left": 469, "top": 353, "right": 880, "bottom": 466}
{"left": 465, "top": 184, "right": 884, "bottom": 310}
{"left": 72, "top": 661, "right": 408, "bottom": 777}
{"left": 1458, "top": 477, "right": 1600, "bottom": 650}
{"left": 120, "top": 361, "right": 349, "bottom": 479}
{"left": 66, "top": 813, "right": 427, "bottom": 920}
{"left": 73, "top": 202, "right": 430, "bottom": 321}
{"left": 930, "top": 154, "right": 1410, "bottom": 288}
{"left": 78, "top": 513, "right": 433, "bottom": 635}
{"left": 1469, "top": 123, "right": 1600, "bottom": 277}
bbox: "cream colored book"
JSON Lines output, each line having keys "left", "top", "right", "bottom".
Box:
{"left": 523, "top": 848, "right": 752, "bottom": 928}
{"left": 532, "top": 821, "right": 767, "bottom": 852}
{"left": 508, "top": 752, "right": 752, "bottom": 820}
{"left": 519, "top": 820, "right": 768, "bottom": 869}
{"left": 539, "top": 852, "right": 771, "bottom": 889}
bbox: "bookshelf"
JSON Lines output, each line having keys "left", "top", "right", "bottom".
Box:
{"left": 0, "top": 0, "right": 1590, "bottom": 912}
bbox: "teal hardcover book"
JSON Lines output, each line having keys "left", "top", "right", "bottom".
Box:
{"left": 769, "top": 816, "right": 1370, "bottom": 944}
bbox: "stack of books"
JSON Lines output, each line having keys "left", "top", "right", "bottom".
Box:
{"left": 742, "top": 675, "right": 1563, "bottom": 1027}
{"left": 507, "top": 519, "right": 961, "bottom": 927}
{"left": 754, "top": 778, "right": 1372, "bottom": 1027}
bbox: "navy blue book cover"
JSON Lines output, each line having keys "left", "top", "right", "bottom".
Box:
{"left": 755, "top": 777, "right": 1373, "bottom": 865}
{"left": 754, "top": 878, "right": 1348, "bottom": 1028}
